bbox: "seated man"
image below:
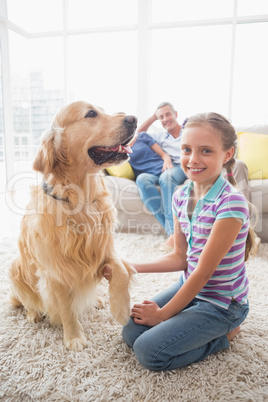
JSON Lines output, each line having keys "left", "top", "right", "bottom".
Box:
{"left": 129, "top": 132, "right": 168, "bottom": 178}
{"left": 131, "top": 102, "right": 187, "bottom": 250}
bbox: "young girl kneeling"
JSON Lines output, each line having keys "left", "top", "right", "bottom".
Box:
{"left": 122, "top": 112, "right": 256, "bottom": 371}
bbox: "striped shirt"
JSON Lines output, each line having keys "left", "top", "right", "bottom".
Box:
{"left": 172, "top": 174, "right": 249, "bottom": 309}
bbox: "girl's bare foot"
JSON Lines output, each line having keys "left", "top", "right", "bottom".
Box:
{"left": 227, "top": 326, "right": 241, "bottom": 341}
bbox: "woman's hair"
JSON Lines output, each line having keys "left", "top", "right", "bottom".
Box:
{"left": 184, "top": 112, "right": 257, "bottom": 261}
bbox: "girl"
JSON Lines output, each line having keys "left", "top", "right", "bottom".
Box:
{"left": 121, "top": 112, "right": 256, "bottom": 371}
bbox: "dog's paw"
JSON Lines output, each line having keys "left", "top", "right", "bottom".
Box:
{"left": 64, "top": 334, "right": 87, "bottom": 351}
{"left": 26, "top": 310, "right": 42, "bottom": 323}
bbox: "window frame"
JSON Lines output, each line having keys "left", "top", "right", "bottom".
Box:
{"left": 0, "top": 0, "right": 268, "bottom": 187}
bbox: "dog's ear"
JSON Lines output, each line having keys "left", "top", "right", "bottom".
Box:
{"left": 33, "top": 123, "right": 63, "bottom": 175}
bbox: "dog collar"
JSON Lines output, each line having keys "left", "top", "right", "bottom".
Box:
{"left": 41, "top": 180, "right": 69, "bottom": 203}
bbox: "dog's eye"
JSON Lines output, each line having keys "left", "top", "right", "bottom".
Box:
{"left": 85, "top": 110, "right": 97, "bottom": 118}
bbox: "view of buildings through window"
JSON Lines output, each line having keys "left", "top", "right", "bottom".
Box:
{"left": 0, "top": 0, "right": 268, "bottom": 192}
{"left": 0, "top": 44, "right": 6, "bottom": 188}
{"left": 10, "top": 71, "right": 63, "bottom": 157}
{"left": 0, "top": 70, "right": 64, "bottom": 193}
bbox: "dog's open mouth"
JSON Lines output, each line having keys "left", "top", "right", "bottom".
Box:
{"left": 88, "top": 143, "right": 133, "bottom": 165}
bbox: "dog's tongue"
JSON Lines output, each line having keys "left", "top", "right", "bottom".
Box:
{"left": 98, "top": 145, "right": 133, "bottom": 154}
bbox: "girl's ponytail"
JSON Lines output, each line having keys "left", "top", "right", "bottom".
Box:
{"left": 224, "top": 156, "right": 258, "bottom": 261}
{"left": 224, "top": 156, "right": 237, "bottom": 187}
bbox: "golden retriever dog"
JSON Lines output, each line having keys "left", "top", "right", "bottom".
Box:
{"left": 9, "top": 101, "right": 137, "bottom": 351}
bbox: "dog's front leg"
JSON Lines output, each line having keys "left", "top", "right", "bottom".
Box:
{"left": 53, "top": 284, "right": 86, "bottom": 351}
{"left": 102, "top": 260, "right": 133, "bottom": 326}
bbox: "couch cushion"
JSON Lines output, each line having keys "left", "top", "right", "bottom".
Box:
{"left": 238, "top": 132, "right": 268, "bottom": 180}
{"left": 236, "top": 125, "right": 268, "bottom": 135}
{"left": 104, "top": 176, "right": 151, "bottom": 214}
{"left": 249, "top": 179, "right": 268, "bottom": 214}
{"left": 106, "top": 162, "right": 135, "bottom": 180}
{"left": 104, "top": 175, "right": 165, "bottom": 234}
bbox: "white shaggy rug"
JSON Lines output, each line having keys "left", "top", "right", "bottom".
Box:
{"left": 0, "top": 233, "right": 267, "bottom": 402}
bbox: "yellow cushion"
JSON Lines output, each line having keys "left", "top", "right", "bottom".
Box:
{"left": 106, "top": 162, "right": 135, "bottom": 180}
{"left": 237, "top": 132, "right": 268, "bottom": 180}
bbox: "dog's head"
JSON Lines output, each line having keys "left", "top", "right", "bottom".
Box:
{"left": 33, "top": 101, "right": 137, "bottom": 178}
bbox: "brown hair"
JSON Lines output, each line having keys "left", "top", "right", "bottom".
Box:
{"left": 184, "top": 112, "right": 257, "bottom": 261}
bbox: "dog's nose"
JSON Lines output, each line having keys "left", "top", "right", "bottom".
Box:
{"left": 124, "top": 115, "right": 138, "bottom": 127}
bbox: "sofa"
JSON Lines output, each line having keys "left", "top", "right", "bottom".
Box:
{"left": 104, "top": 124, "right": 268, "bottom": 243}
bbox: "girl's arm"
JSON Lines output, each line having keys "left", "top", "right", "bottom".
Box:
{"left": 150, "top": 143, "right": 174, "bottom": 171}
{"left": 133, "top": 217, "right": 188, "bottom": 274}
{"left": 103, "top": 217, "right": 187, "bottom": 282}
{"left": 132, "top": 217, "right": 243, "bottom": 326}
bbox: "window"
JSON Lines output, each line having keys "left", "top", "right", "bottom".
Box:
{"left": 68, "top": 32, "right": 138, "bottom": 115}
{"left": 232, "top": 22, "right": 268, "bottom": 126}
{"left": 237, "top": 0, "right": 268, "bottom": 16}
{"left": 150, "top": 25, "right": 232, "bottom": 121}
{"left": 0, "top": 47, "right": 5, "bottom": 186}
{"left": 7, "top": 0, "right": 63, "bottom": 33}
{"left": 152, "top": 0, "right": 234, "bottom": 23}
{"left": 0, "top": 0, "right": 268, "bottom": 190}
{"left": 8, "top": 31, "right": 64, "bottom": 175}
{"left": 68, "top": 0, "right": 137, "bottom": 29}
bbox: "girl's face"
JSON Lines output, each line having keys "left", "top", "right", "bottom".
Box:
{"left": 180, "top": 123, "right": 234, "bottom": 189}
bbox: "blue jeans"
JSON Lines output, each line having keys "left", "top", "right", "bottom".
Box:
{"left": 135, "top": 165, "right": 187, "bottom": 236}
{"left": 122, "top": 275, "right": 249, "bottom": 371}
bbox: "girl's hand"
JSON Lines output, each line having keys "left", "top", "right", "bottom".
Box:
{"left": 131, "top": 300, "right": 164, "bottom": 326}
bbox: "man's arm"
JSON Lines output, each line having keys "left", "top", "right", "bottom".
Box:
{"left": 151, "top": 143, "right": 174, "bottom": 170}
{"left": 137, "top": 113, "right": 158, "bottom": 133}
